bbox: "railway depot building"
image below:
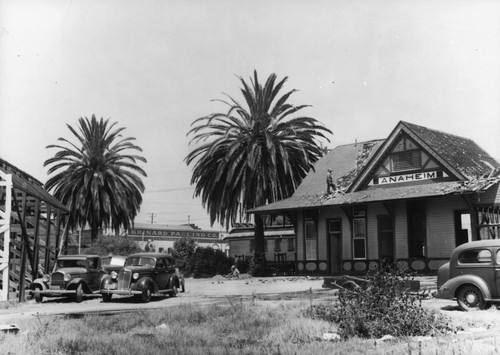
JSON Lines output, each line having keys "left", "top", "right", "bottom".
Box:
{"left": 252, "top": 121, "right": 500, "bottom": 276}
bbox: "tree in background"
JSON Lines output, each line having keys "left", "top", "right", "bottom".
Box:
{"left": 172, "top": 236, "right": 197, "bottom": 273}
{"left": 44, "top": 115, "right": 147, "bottom": 241}
{"left": 84, "top": 235, "right": 143, "bottom": 256}
{"left": 185, "top": 71, "right": 331, "bottom": 274}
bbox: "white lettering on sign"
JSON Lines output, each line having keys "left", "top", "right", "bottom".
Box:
{"left": 369, "top": 171, "right": 448, "bottom": 186}
{"left": 127, "top": 228, "right": 220, "bottom": 239}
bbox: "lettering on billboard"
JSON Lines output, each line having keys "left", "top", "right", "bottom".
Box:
{"left": 128, "top": 228, "right": 219, "bottom": 239}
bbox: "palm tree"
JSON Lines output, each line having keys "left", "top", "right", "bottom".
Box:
{"left": 185, "top": 70, "right": 332, "bottom": 269}
{"left": 44, "top": 115, "right": 147, "bottom": 241}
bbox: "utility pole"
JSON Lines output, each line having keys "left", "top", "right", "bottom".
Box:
{"left": 148, "top": 213, "right": 156, "bottom": 224}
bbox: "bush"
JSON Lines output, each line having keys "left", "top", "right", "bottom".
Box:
{"left": 189, "top": 247, "right": 234, "bottom": 278}
{"left": 172, "top": 236, "right": 197, "bottom": 272}
{"left": 84, "top": 235, "right": 143, "bottom": 256}
{"left": 306, "top": 266, "right": 455, "bottom": 339}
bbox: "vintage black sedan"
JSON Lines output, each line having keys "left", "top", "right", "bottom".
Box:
{"left": 436, "top": 239, "right": 500, "bottom": 311}
{"left": 100, "top": 252, "right": 184, "bottom": 303}
{"left": 32, "top": 254, "right": 104, "bottom": 303}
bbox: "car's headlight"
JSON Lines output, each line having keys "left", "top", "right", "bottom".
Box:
{"left": 132, "top": 273, "right": 139, "bottom": 280}
{"left": 42, "top": 274, "right": 50, "bottom": 283}
{"left": 64, "top": 274, "right": 71, "bottom": 282}
{"left": 111, "top": 271, "right": 118, "bottom": 279}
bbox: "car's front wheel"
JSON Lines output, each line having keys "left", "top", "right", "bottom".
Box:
{"left": 102, "top": 293, "right": 112, "bottom": 302}
{"left": 140, "top": 285, "right": 152, "bottom": 303}
{"left": 457, "top": 285, "right": 486, "bottom": 311}
{"left": 34, "top": 285, "right": 43, "bottom": 303}
{"left": 169, "top": 285, "right": 178, "bottom": 297}
{"left": 75, "top": 284, "right": 83, "bottom": 303}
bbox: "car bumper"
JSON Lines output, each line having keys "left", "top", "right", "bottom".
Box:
{"left": 33, "top": 289, "right": 77, "bottom": 296}
{"left": 100, "top": 286, "right": 142, "bottom": 296}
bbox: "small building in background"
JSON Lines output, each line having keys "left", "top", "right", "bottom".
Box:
{"left": 223, "top": 217, "right": 296, "bottom": 275}
{"left": 126, "top": 222, "right": 227, "bottom": 254}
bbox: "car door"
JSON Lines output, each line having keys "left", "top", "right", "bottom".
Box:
{"left": 455, "top": 247, "right": 495, "bottom": 295}
{"left": 87, "top": 257, "right": 101, "bottom": 291}
{"left": 153, "top": 258, "right": 169, "bottom": 290}
{"left": 495, "top": 249, "right": 500, "bottom": 298}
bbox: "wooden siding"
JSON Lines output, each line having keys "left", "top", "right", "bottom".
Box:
{"left": 366, "top": 203, "right": 388, "bottom": 260}
{"left": 477, "top": 184, "right": 500, "bottom": 205}
{"left": 426, "top": 196, "right": 467, "bottom": 258}
{"left": 320, "top": 206, "right": 350, "bottom": 259}
{"left": 394, "top": 201, "right": 408, "bottom": 259}
{"left": 228, "top": 240, "right": 250, "bottom": 258}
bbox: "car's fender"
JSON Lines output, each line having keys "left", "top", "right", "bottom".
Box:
{"left": 32, "top": 278, "right": 48, "bottom": 291}
{"left": 435, "top": 274, "right": 492, "bottom": 300}
{"left": 135, "top": 277, "right": 156, "bottom": 293}
{"left": 100, "top": 275, "right": 115, "bottom": 289}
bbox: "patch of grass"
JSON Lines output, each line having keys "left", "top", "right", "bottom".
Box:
{"left": 0, "top": 300, "right": 20, "bottom": 310}
{"left": 1, "top": 299, "right": 499, "bottom": 354}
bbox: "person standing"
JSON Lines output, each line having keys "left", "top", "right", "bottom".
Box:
{"left": 326, "top": 169, "right": 336, "bottom": 194}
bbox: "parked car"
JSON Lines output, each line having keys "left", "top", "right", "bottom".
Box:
{"left": 32, "top": 254, "right": 105, "bottom": 303}
{"left": 99, "top": 254, "right": 126, "bottom": 274}
{"left": 100, "top": 252, "right": 185, "bottom": 303}
{"left": 435, "top": 239, "right": 500, "bottom": 311}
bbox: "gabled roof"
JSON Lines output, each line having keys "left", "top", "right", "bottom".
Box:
{"left": 251, "top": 121, "right": 500, "bottom": 214}
{"left": 349, "top": 121, "right": 499, "bottom": 191}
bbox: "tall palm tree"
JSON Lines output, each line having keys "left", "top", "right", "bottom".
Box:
{"left": 185, "top": 70, "right": 332, "bottom": 268}
{"left": 44, "top": 115, "right": 147, "bottom": 241}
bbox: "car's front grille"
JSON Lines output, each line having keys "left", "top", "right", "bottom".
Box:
{"left": 117, "top": 269, "right": 132, "bottom": 290}
{"left": 51, "top": 272, "right": 65, "bottom": 287}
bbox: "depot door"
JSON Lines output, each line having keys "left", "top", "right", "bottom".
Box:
{"left": 378, "top": 216, "right": 394, "bottom": 265}
{"left": 328, "top": 219, "right": 342, "bottom": 275}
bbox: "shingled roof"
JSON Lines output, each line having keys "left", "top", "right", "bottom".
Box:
{"left": 251, "top": 121, "right": 500, "bottom": 214}
{"left": 401, "top": 121, "right": 498, "bottom": 180}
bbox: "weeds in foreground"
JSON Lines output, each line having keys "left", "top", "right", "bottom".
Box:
{"left": 0, "top": 295, "right": 498, "bottom": 354}
{"left": 306, "top": 267, "right": 457, "bottom": 339}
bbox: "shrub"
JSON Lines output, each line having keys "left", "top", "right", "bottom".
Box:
{"left": 190, "top": 247, "right": 234, "bottom": 278}
{"left": 172, "top": 236, "right": 197, "bottom": 272}
{"left": 306, "top": 266, "right": 455, "bottom": 339}
{"left": 84, "top": 235, "right": 143, "bottom": 256}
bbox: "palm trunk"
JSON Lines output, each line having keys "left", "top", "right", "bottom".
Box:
{"left": 253, "top": 214, "right": 266, "bottom": 276}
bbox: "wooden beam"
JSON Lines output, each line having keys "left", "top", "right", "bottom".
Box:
{"left": 32, "top": 199, "right": 41, "bottom": 280}
{"left": 18, "top": 190, "right": 28, "bottom": 302}
{"left": 12, "top": 189, "right": 35, "bottom": 275}
{"left": 44, "top": 205, "right": 52, "bottom": 272}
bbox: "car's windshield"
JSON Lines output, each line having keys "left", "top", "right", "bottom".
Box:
{"left": 125, "top": 257, "right": 155, "bottom": 267}
{"left": 58, "top": 259, "right": 87, "bottom": 268}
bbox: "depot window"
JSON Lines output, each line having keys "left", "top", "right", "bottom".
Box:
{"left": 305, "top": 219, "right": 317, "bottom": 260}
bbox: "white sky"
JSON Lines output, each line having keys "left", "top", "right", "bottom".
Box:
{"left": 1, "top": 0, "right": 499, "bottom": 230}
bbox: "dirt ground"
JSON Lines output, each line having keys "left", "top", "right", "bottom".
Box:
{"left": 2, "top": 274, "right": 500, "bottom": 335}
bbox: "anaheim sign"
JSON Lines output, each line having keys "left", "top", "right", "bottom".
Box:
{"left": 369, "top": 171, "right": 449, "bottom": 186}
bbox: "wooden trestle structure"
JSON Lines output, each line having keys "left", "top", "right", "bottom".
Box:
{"left": 0, "top": 158, "right": 68, "bottom": 302}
